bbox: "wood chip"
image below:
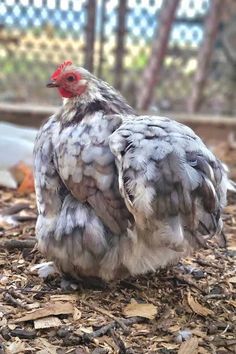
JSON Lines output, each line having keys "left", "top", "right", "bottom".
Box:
{"left": 187, "top": 293, "right": 213, "bottom": 317}
{"left": 6, "top": 338, "right": 26, "bottom": 354}
{"left": 123, "top": 300, "right": 157, "bottom": 320}
{"left": 80, "top": 326, "right": 93, "bottom": 334}
{"left": 1, "top": 138, "right": 236, "bottom": 353}
{"left": 50, "top": 294, "right": 79, "bottom": 302}
{"left": 198, "top": 347, "right": 211, "bottom": 354}
{"left": 34, "top": 338, "right": 58, "bottom": 354}
{"left": 73, "top": 307, "right": 82, "bottom": 321}
{"left": 191, "top": 329, "right": 206, "bottom": 338}
{"left": 34, "top": 316, "right": 62, "bottom": 329}
{"left": 12, "top": 302, "right": 74, "bottom": 323}
{"left": 228, "top": 276, "right": 236, "bottom": 283}
{"left": 168, "top": 325, "right": 182, "bottom": 333}
{"left": 178, "top": 337, "right": 198, "bottom": 354}
{"left": 227, "top": 300, "right": 236, "bottom": 308}
{"left": 162, "top": 342, "right": 179, "bottom": 350}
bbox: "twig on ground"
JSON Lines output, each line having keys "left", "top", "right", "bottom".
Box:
{"left": 3, "top": 292, "right": 30, "bottom": 310}
{"left": 86, "top": 316, "right": 145, "bottom": 340}
{"left": 119, "top": 280, "right": 143, "bottom": 291}
{"left": 111, "top": 329, "right": 127, "bottom": 354}
{"left": 13, "top": 215, "right": 36, "bottom": 222}
{"left": 8, "top": 288, "right": 34, "bottom": 304}
{"left": 195, "top": 257, "right": 224, "bottom": 270}
{"left": 213, "top": 338, "right": 236, "bottom": 347}
{"left": 91, "top": 349, "right": 109, "bottom": 354}
{"left": 10, "top": 328, "right": 37, "bottom": 339}
{"left": 81, "top": 300, "right": 130, "bottom": 334}
{"left": 86, "top": 322, "right": 116, "bottom": 339}
{"left": 63, "top": 316, "right": 145, "bottom": 346}
{"left": 172, "top": 271, "right": 207, "bottom": 294}
{"left": 15, "top": 287, "right": 56, "bottom": 294}
{"left": 0, "top": 238, "right": 36, "bottom": 250}
{"left": 204, "top": 293, "right": 235, "bottom": 300}
{"left": 1, "top": 203, "right": 31, "bottom": 216}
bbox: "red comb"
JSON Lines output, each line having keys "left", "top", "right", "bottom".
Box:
{"left": 51, "top": 60, "right": 73, "bottom": 79}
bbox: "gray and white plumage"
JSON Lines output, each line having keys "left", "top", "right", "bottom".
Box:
{"left": 34, "top": 63, "right": 232, "bottom": 281}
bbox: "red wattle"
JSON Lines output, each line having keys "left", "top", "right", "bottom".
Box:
{"left": 58, "top": 85, "right": 87, "bottom": 98}
{"left": 58, "top": 87, "right": 73, "bottom": 98}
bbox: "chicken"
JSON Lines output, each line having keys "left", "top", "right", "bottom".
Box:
{"left": 34, "top": 60, "right": 233, "bottom": 282}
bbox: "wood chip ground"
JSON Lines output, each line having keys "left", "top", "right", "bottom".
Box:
{"left": 0, "top": 140, "right": 235, "bottom": 354}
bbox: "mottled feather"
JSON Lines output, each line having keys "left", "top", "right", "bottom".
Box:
{"left": 34, "top": 64, "right": 232, "bottom": 281}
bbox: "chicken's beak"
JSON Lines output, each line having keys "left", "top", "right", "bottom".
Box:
{"left": 46, "top": 80, "right": 59, "bottom": 88}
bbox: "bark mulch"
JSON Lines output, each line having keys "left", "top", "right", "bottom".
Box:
{"left": 0, "top": 141, "right": 235, "bottom": 354}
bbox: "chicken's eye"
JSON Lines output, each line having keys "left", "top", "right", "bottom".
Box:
{"left": 67, "top": 75, "right": 75, "bottom": 82}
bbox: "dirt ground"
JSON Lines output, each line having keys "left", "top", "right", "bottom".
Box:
{"left": 0, "top": 140, "right": 235, "bottom": 354}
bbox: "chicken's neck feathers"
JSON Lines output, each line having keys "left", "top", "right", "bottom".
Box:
{"left": 58, "top": 79, "right": 135, "bottom": 126}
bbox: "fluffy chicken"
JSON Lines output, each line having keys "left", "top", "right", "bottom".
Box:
{"left": 34, "top": 60, "right": 232, "bottom": 282}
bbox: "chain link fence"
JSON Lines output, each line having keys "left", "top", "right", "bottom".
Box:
{"left": 0, "top": 0, "right": 236, "bottom": 114}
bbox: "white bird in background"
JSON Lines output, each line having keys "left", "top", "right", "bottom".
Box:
{"left": 0, "top": 122, "right": 37, "bottom": 193}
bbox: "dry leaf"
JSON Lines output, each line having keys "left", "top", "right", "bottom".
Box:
{"left": 34, "top": 338, "right": 58, "bottom": 354}
{"left": 80, "top": 326, "right": 93, "bottom": 334}
{"left": 228, "top": 276, "right": 236, "bottom": 283}
{"left": 198, "top": 347, "right": 211, "bottom": 354}
{"left": 178, "top": 337, "right": 198, "bottom": 354}
{"left": 8, "top": 324, "right": 16, "bottom": 330}
{"left": 191, "top": 329, "right": 206, "bottom": 338}
{"left": 169, "top": 325, "right": 181, "bottom": 333}
{"left": 91, "top": 305, "right": 114, "bottom": 318}
{"left": 12, "top": 302, "right": 74, "bottom": 323}
{"left": 102, "top": 335, "right": 120, "bottom": 351}
{"left": 6, "top": 338, "right": 26, "bottom": 354}
{"left": 50, "top": 294, "right": 79, "bottom": 302}
{"left": 26, "top": 302, "right": 41, "bottom": 310}
{"left": 74, "top": 349, "right": 89, "bottom": 354}
{"left": 227, "top": 300, "right": 236, "bottom": 308}
{"left": 187, "top": 293, "right": 213, "bottom": 317}
{"left": 162, "top": 343, "right": 179, "bottom": 350}
{"left": 34, "top": 316, "right": 62, "bottom": 329}
{"left": 123, "top": 300, "right": 157, "bottom": 319}
{"left": 73, "top": 307, "right": 82, "bottom": 321}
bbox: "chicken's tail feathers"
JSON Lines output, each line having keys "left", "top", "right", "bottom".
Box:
{"left": 227, "top": 179, "right": 236, "bottom": 192}
{"left": 221, "top": 162, "right": 236, "bottom": 192}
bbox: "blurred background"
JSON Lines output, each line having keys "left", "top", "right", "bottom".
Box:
{"left": 0, "top": 0, "right": 236, "bottom": 114}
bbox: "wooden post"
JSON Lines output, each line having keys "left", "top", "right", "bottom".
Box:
{"left": 114, "top": 0, "right": 128, "bottom": 90}
{"left": 84, "top": 0, "right": 97, "bottom": 73}
{"left": 137, "top": 0, "right": 180, "bottom": 110}
{"left": 188, "top": 0, "right": 224, "bottom": 113}
{"left": 97, "top": 0, "right": 107, "bottom": 78}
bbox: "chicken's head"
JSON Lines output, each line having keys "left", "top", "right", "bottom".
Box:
{"left": 47, "top": 60, "right": 90, "bottom": 98}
